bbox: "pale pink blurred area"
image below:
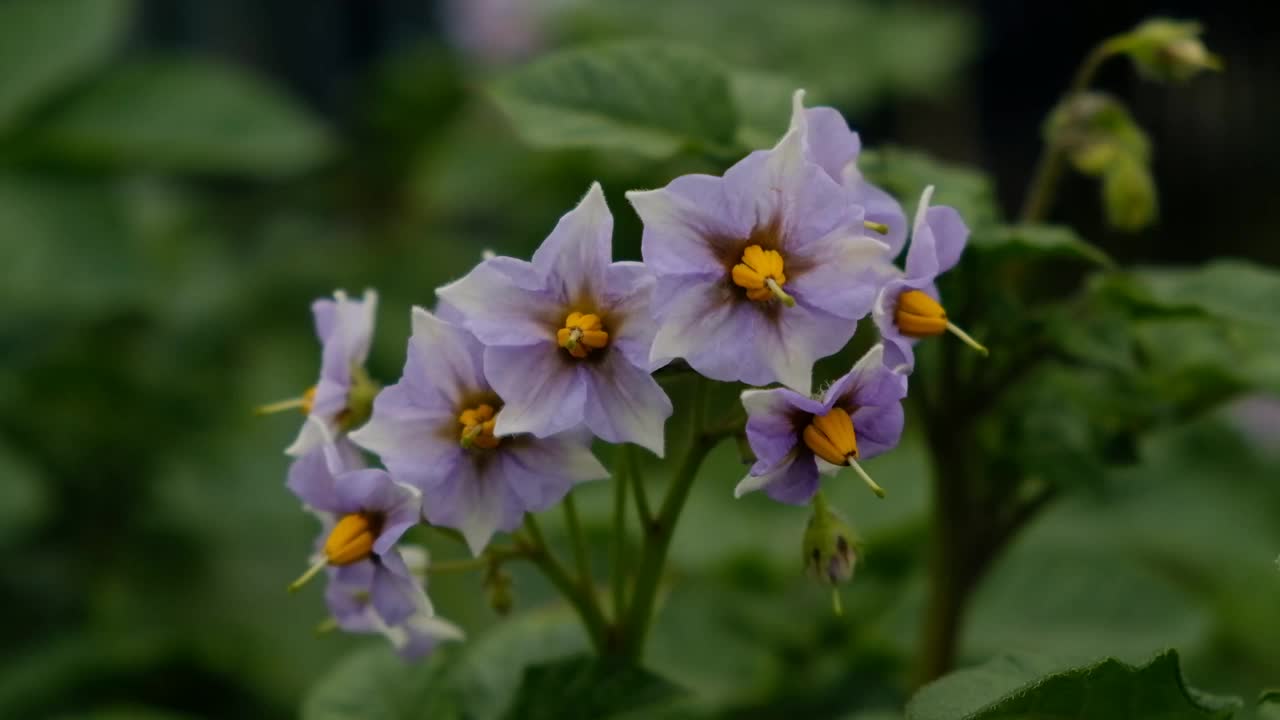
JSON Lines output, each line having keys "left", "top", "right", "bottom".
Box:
{"left": 442, "top": 0, "right": 563, "bottom": 64}
{"left": 1229, "top": 394, "right": 1280, "bottom": 453}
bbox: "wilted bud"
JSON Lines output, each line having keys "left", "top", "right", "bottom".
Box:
{"left": 342, "top": 365, "right": 381, "bottom": 431}
{"left": 1045, "top": 92, "right": 1149, "bottom": 178}
{"left": 485, "top": 566, "right": 514, "bottom": 616}
{"left": 1102, "top": 154, "right": 1158, "bottom": 231}
{"left": 802, "top": 495, "right": 859, "bottom": 586}
{"left": 1121, "top": 18, "right": 1222, "bottom": 83}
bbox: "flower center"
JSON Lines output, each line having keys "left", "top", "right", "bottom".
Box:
{"left": 803, "top": 407, "right": 859, "bottom": 466}
{"left": 732, "top": 245, "right": 795, "bottom": 306}
{"left": 324, "top": 512, "right": 384, "bottom": 566}
{"left": 556, "top": 312, "right": 609, "bottom": 359}
{"left": 894, "top": 289, "right": 948, "bottom": 337}
{"left": 459, "top": 403, "right": 500, "bottom": 449}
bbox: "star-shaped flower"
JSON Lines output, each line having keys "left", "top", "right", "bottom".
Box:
{"left": 436, "top": 183, "right": 672, "bottom": 454}
{"left": 871, "top": 186, "right": 986, "bottom": 373}
{"left": 349, "top": 308, "right": 609, "bottom": 555}
{"left": 627, "top": 91, "right": 890, "bottom": 394}
{"left": 734, "top": 345, "right": 907, "bottom": 504}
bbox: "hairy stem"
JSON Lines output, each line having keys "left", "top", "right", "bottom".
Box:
{"left": 611, "top": 448, "right": 630, "bottom": 622}
{"left": 521, "top": 515, "right": 609, "bottom": 653}
{"left": 563, "top": 492, "right": 594, "bottom": 595}
{"left": 619, "top": 377, "right": 711, "bottom": 661}
{"left": 1019, "top": 38, "right": 1123, "bottom": 223}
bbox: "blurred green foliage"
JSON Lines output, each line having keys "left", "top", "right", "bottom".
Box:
{"left": 1, "top": 0, "right": 1277, "bottom": 719}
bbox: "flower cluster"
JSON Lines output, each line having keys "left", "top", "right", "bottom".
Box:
{"left": 262, "top": 89, "right": 984, "bottom": 659}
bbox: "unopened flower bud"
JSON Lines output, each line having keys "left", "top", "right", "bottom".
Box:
{"left": 1122, "top": 18, "right": 1222, "bottom": 83}
{"left": 802, "top": 494, "right": 859, "bottom": 586}
{"left": 1102, "top": 154, "right": 1158, "bottom": 231}
{"left": 485, "top": 566, "right": 514, "bottom": 615}
{"left": 343, "top": 365, "right": 381, "bottom": 431}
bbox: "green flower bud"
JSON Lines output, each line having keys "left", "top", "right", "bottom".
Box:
{"left": 1102, "top": 153, "right": 1158, "bottom": 232}
{"left": 1120, "top": 18, "right": 1222, "bottom": 83}
{"left": 485, "top": 566, "right": 514, "bottom": 616}
{"left": 342, "top": 364, "right": 381, "bottom": 431}
{"left": 802, "top": 493, "right": 859, "bottom": 586}
{"left": 1045, "top": 92, "right": 1149, "bottom": 177}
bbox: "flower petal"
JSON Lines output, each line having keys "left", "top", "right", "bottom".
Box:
{"left": 422, "top": 459, "right": 522, "bottom": 556}
{"left": 348, "top": 383, "right": 462, "bottom": 493}
{"left": 734, "top": 450, "right": 820, "bottom": 505}
{"left": 408, "top": 306, "right": 488, "bottom": 406}
{"left": 389, "top": 614, "right": 465, "bottom": 660}
{"left": 286, "top": 445, "right": 340, "bottom": 510}
{"left": 648, "top": 276, "right": 772, "bottom": 385}
{"left": 581, "top": 352, "right": 673, "bottom": 456}
{"left": 530, "top": 182, "right": 614, "bottom": 304}
{"left": 763, "top": 303, "right": 854, "bottom": 395}
{"left": 603, "top": 261, "right": 659, "bottom": 369}
{"left": 371, "top": 551, "right": 426, "bottom": 626}
{"left": 788, "top": 228, "right": 890, "bottom": 320}
{"left": 852, "top": 402, "right": 905, "bottom": 460}
{"left": 628, "top": 173, "right": 743, "bottom": 277}
{"left": 319, "top": 289, "right": 378, "bottom": 385}
{"left": 435, "top": 256, "right": 560, "bottom": 347}
{"left": 498, "top": 434, "right": 608, "bottom": 512}
{"left": 905, "top": 187, "right": 969, "bottom": 279}
{"left": 486, "top": 343, "right": 588, "bottom": 439}
{"left": 742, "top": 387, "right": 820, "bottom": 471}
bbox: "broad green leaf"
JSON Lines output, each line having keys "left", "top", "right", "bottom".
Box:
{"left": 0, "top": 0, "right": 131, "bottom": 133}
{"left": 969, "top": 224, "right": 1112, "bottom": 268}
{"left": 729, "top": 70, "right": 797, "bottom": 149}
{"left": 300, "top": 645, "right": 459, "bottom": 720}
{"left": 0, "top": 439, "right": 49, "bottom": 546}
{"left": 1117, "top": 261, "right": 1280, "bottom": 330}
{"left": 302, "top": 605, "right": 587, "bottom": 720}
{"left": 907, "top": 650, "right": 1240, "bottom": 720}
{"left": 36, "top": 59, "right": 334, "bottom": 176}
{"left": 489, "top": 42, "right": 738, "bottom": 158}
{"left": 859, "top": 147, "right": 1000, "bottom": 228}
{"left": 501, "top": 655, "right": 683, "bottom": 720}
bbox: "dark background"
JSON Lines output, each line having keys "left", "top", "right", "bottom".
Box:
{"left": 1, "top": 1, "right": 1276, "bottom": 718}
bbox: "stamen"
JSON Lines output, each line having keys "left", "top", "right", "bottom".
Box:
{"left": 803, "top": 408, "right": 859, "bottom": 466}
{"left": 863, "top": 220, "right": 890, "bottom": 235}
{"left": 848, "top": 459, "right": 886, "bottom": 499}
{"left": 324, "top": 513, "right": 380, "bottom": 566}
{"left": 458, "top": 403, "right": 500, "bottom": 449}
{"left": 289, "top": 556, "right": 328, "bottom": 592}
{"left": 315, "top": 617, "right": 339, "bottom": 635}
{"left": 557, "top": 312, "right": 609, "bottom": 359}
{"left": 894, "top": 290, "right": 947, "bottom": 337}
{"left": 256, "top": 386, "right": 317, "bottom": 416}
{"left": 765, "top": 278, "right": 796, "bottom": 307}
{"left": 732, "top": 245, "right": 792, "bottom": 305}
{"left": 946, "top": 321, "right": 990, "bottom": 357}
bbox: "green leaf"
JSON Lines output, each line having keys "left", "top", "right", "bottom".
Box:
{"left": 502, "top": 655, "right": 683, "bottom": 720}
{"left": 969, "top": 224, "right": 1112, "bottom": 268}
{"left": 858, "top": 147, "right": 1000, "bottom": 228}
{"left": 1114, "top": 261, "right": 1280, "bottom": 330}
{"left": 907, "top": 650, "right": 1241, "bottom": 720}
{"left": 302, "top": 606, "right": 588, "bottom": 720}
{"left": 0, "top": 0, "right": 131, "bottom": 134}
{"left": 35, "top": 59, "right": 334, "bottom": 176}
{"left": 489, "top": 42, "right": 738, "bottom": 158}
{"left": 300, "top": 645, "right": 460, "bottom": 720}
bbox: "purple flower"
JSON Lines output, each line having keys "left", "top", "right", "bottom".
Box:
{"left": 436, "top": 183, "right": 673, "bottom": 455}
{"left": 287, "top": 444, "right": 424, "bottom": 626}
{"left": 325, "top": 547, "right": 464, "bottom": 660}
{"left": 349, "top": 308, "right": 609, "bottom": 555}
{"left": 794, "top": 91, "right": 909, "bottom": 258}
{"left": 734, "top": 345, "right": 906, "bottom": 505}
{"left": 871, "top": 186, "right": 985, "bottom": 374}
{"left": 276, "top": 289, "right": 380, "bottom": 458}
{"left": 626, "top": 91, "right": 891, "bottom": 394}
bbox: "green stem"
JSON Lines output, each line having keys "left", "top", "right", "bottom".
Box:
{"left": 1019, "top": 37, "right": 1124, "bottom": 223}
{"left": 627, "top": 443, "right": 654, "bottom": 528}
{"left": 611, "top": 447, "right": 631, "bottom": 622}
{"left": 562, "top": 492, "right": 594, "bottom": 594}
{"left": 620, "top": 377, "right": 711, "bottom": 661}
{"left": 521, "top": 515, "right": 609, "bottom": 653}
